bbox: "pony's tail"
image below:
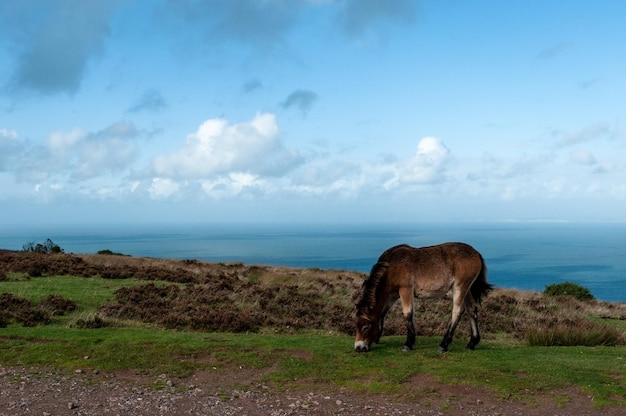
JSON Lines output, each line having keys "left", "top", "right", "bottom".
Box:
{"left": 470, "top": 255, "right": 493, "bottom": 304}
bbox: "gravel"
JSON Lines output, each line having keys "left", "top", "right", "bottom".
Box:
{"left": 1, "top": 365, "right": 622, "bottom": 416}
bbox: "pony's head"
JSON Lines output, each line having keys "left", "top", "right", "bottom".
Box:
{"left": 354, "top": 313, "right": 380, "bottom": 352}
{"left": 353, "top": 261, "right": 388, "bottom": 352}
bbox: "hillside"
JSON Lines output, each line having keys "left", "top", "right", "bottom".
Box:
{"left": 1, "top": 250, "right": 624, "bottom": 345}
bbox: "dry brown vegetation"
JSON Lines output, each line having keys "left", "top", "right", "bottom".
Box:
{"left": 1, "top": 250, "right": 625, "bottom": 345}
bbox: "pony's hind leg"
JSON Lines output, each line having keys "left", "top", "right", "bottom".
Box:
{"left": 465, "top": 297, "right": 481, "bottom": 350}
{"left": 438, "top": 288, "right": 467, "bottom": 353}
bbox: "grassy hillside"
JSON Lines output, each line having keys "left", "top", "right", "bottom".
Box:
{"left": 1, "top": 250, "right": 625, "bottom": 408}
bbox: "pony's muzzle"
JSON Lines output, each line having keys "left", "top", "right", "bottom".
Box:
{"left": 354, "top": 341, "right": 369, "bottom": 352}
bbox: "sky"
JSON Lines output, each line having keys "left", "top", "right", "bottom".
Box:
{"left": 1, "top": 0, "right": 626, "bottom": 226}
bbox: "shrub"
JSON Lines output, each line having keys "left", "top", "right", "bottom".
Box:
{"left": 40, "top": 294, "right": 77, "bottom": 316}
{"left": 0, "top": 293, "right": 77, "bottom": 326}
{"left": 97, "top": 249, "right": 127, "bottom": 256}
{"left": 22, "top": 239, "right": 64, "bottom": 254}
{"left": 525, "top": 319, "right": 621, "bottom": 347}
{"left": 74, "top": 315, "right": 108, "bottom": 329}
{"left": 544, "top": 282, "right": 595, "bottom": 301}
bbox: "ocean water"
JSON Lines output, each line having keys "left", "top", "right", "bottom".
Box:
{"left": 1, "top": 222, "right": 625, "bottom": 303}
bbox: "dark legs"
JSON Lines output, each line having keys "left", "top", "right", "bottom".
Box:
{"left": 402, "top": 306, "right": 415, "bottom": 352}
{"left": 465, "top": 301, "right": 481, "bottom": 350}
{"left": 439, "top": 293, "right": 482, "bottom": 353}
{"left": 399, "top": 288, "right": 415, "bottom": 352}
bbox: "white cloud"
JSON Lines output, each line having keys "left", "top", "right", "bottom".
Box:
{"left": 15, "top": 122, "right": 139, "bottom": 182}
{"left": 0, "top": 128, "right": 23, "bottom": 170}
{"left": 200, "top": 172, "right": 267, "bottom": 199}
{"left": 397, "top": 136, "right": 451, "bottom": 185}
{"left": 569, "top": 150, "right": 597, "bottom": 165}
{"left": 555, "top": 123, "right": 612, "bottom": 148}
{"left": 149, "top": 178, "right": 180, "bottom": 199}
{"left": 152, "top": 113, "right": 302, "bottom": 179}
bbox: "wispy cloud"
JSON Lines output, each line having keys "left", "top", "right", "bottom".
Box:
{"left": 535, "top": 41, "right": 571, "bottom": 60}
{"left": 336, "top": 0, "right": 417, "bottom": 43}
{"left": 0, "top": 129, "right": 23, "bottom": 170}
{"left": 555, "top": 123, "right": 612, "bottom": 148}
{"left": 280, "top": 89, "right": 319, "bottom": 115}
{"left": 242, "top": 79, "right": 263, "bottom": 93}
{"left": 171, "top": 0, "right": 306, "bottom": 50}
{"left": 128, "top": 89, "right": 167, "bottom": 113}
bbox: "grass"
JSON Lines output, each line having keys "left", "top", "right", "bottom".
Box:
{"left": 0, "top": 273, "right": 177, "bottom": 326}
{"left": 1, "top": 254, "right": 625, "bottom": 409}
{"left": 1, "top": 326, "right": 624, "bottom": 407}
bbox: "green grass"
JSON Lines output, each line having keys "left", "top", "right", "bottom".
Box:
{"left": 0, "top": 274, "right": 625, "bottom": 408}
{"left": 1, "top": 326, "right": 624, "bottom": 407}
{"left": 0, "top": 274, "right": 176, "bottom": 326}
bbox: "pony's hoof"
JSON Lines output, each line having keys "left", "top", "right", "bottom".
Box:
{"left": 437, "top": 346, "right": 448, "bottom": 354}
{"left": 401, "top": 346, "right": 411, "bottom": 353}
{"left": 465, "top": 343, "right": 476, "bottom": 350}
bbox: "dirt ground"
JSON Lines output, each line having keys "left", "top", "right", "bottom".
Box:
{"left": 1, "top": 364, "right": 622, "bottom": 416}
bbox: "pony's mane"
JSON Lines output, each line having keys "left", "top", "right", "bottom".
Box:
{"left": 355, "top": 244, "right": 410, "bottom": 317}
{"left": 355, "top": 261, "right": 389, "bottom": 317}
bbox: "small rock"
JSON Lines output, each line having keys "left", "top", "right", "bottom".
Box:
{"left": 68, "top": 401, "right": 78, "bottom": 409}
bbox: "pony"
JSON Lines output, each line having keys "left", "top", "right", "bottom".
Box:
{"left": 354, "top": 242, "right": 493, "bottom": 353}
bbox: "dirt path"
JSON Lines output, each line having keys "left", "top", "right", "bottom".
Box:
{"left": 1, "top": 365, "right": 622, "bottom": 416}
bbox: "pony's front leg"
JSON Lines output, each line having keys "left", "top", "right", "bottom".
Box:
{"left": 399, "top": 288, "right": 415, "bottom": 352}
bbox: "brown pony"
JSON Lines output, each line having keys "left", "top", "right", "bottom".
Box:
{"left": 354, "top": 242, "right": 493, "bottom": 353}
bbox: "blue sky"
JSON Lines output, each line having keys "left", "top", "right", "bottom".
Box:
{"left": 1, "top": 0, "right": 625, "bottom": 225}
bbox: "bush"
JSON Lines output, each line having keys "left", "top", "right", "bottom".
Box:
{"left": 97, "top": 249, "right": 128, "bottom": 256}
{"left": 22, "top": 239, "right": 64, "bottom": 254}
{"left": 74, "top": 315, "right": 108, "bottom": 329}
{"left": 526, "top": 319, "right": 621, "bottom": 347}
{"left": 543, "top": 282, "right": 595, "bottom": 301}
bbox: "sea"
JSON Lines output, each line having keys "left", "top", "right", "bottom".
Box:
{"left": 1, "top": 222, "right": 625, "bottom": 303}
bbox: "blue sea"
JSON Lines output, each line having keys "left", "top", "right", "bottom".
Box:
{"left": 1, "top": 222, "right": 625, "bottom": 303}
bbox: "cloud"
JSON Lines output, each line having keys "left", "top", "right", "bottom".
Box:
{"left": 0, "top": 129, "right": 23, "bottom": 170}
{"left": 1, "top": 0, "right": 120, "bottom": 95}
{"left": 280, "top": 89, "right": 319, "bottom": 115}
{"left": 170, "top": 0, "right": 416, "bottom": 53}
{"left": 336, "top": 0, "right": 417, "bottom": 42}
{"left": 128, "top": 89, "right": 167, "bottom": 113}
{"left": 570, "top": 150, "right": 597, "bottom": 166}
{"left": 535, "top": 42, "right": 571, "bottom": 60}
{"left": 397, "top": 136, "right": 451, "bottom": 185}
{"left": 149, "top": 178, "right": 180, "bottom": 200}
{"left": 555, "top": 123, "right": 612, "bottom": 148}
{"left": 152, "top": 113, "right": 303, "bottom": 180}
{"left": 172, "top": 0, "right": 306, "bottom": 49}
{"left": 16, "top": 121, "right": 139, "bottom": 182}
{"left": 242, "top": 79, "right": 263, "bottom": 93}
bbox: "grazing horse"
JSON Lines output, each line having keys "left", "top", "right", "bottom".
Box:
{"left": 354, "top": 242, "right": 493, "bottom": 353}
